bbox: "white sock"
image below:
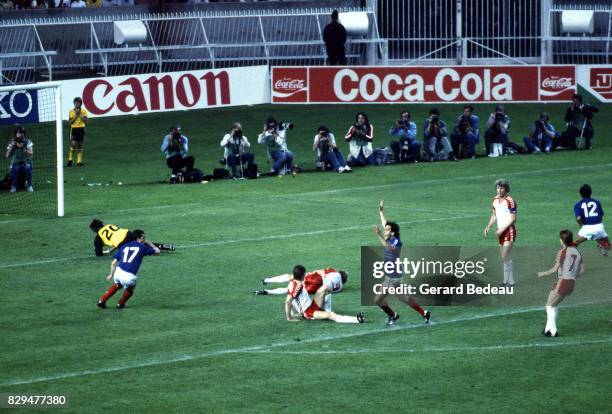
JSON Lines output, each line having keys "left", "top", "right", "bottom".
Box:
{"left": 324, "top": 294, "right": 332, "bottom": 312}
{"left": 264, "top": 274, "right": 291, "bottom": 284}
{"left": 333, "top": 314, "right": 360, "bottom": 324}
{"left": 503, "top": 260, "right": 514, "bottom": 284}
{"left": 545, "top": 306, "right": 553, "bottom": 333}
{"left": 545, "top": 306, "right": 557, "bottom": 335}
{"left": 265, "top": 287, "right": 288, "bottom": 295}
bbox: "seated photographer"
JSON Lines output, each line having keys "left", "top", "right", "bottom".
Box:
{"left": 423, "top": 108, "right": 456, "bottom": 162}
{"left": 257, "top": 116, "right": 295, "bottom": 176}
{"left": 450, "top": 105, "right": 480, "bottom": 159}
{"left": 160, "top": 125, "right": 195, "bottom": 179}
{"left": 313, "top": 125, "right": 351, "bottom": 173}
{"left": 220, "top": 122, "right": 254, "bottom": 178}
{"left": 5, "top": 126, "right": 34, "bottom": 192}
{"left": 344, "top": 112, "right": 375, "bottom": 167}
{"left": 563, "top": 94, "right": 598, "bottom": 150}
{"left": 522, "top": 113, "right": 559, "bottom": 154}
{"left": 484, "top": 106, "right": 511, "bottom": 156}
{"left": 389, "top": 110, "right": 420, "bottom": 163}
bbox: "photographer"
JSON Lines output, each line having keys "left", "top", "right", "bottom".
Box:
{"left": 257, "top": 116, "right": 295, "bottom": 176}
{"left": 563, "top": 94, "right": 598, "bottom": 150}
{"left": 484, "top": 106, "right": 511, "bottom": 156}
{"left": 522, "top": 113, "right": 559, "bottom": 154}
{"left": 389, "top": 111, "right": 420, "bottom": 163}
{"left": 313, "top": 125, "right": 351, "bottom": 173}
{"left": 5, "top": 126, "right": 34, "bottom": 192}
{"left": 344, "top": 112, "right": 375, "bottom": 167}
{"left": 423, "top": 108, "right": 456, "bottom": 162}
{"left": 160, "top": 125, "right": 195, "bottom": 180}
{"left": 220, "top": 122, "right": 254, "bottom": 178}
{"left": 450, "top": 105, "right": 480, "bottom": 159}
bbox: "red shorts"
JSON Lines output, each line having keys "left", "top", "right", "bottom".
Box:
{"left": 498, "top": 225, "right": 516, "bottom": 245}
{"left": 302, "top": 302, "right": 322, "bottom": 320}
{"left": 552, "top": 279, "right": 575, "bottom": 296}
{"left": 304, "top": 273, "right": 324, "bottom": 294}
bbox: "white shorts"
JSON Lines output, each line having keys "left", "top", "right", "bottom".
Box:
{"left": 578, "top": 223, "right": 607, "bottom": 241}
{"left": 113, "top": 267, "right": 138, "bottom": 288}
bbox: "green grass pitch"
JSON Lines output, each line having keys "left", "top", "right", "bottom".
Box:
{"left": 0, "top": 102, "right": 611, "bottom": 413}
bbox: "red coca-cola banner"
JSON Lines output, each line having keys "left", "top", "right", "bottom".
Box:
{"left": 272, "top": 66, "right": 576, "bottom": 104}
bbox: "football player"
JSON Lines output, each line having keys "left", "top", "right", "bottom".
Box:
{"left": 374, "top": 200, "right": 430, "bottom": 325}
{"left": 484, "top": 179, "right": 517, "bottom": 286}
{"left": 537, "top": 229, "right": 585, "bottom": 337}
{"left": 97, "top": 230, "right": 160, "bottom": 309}
{"left": 89, "top": 219, "right": 175, "bottom": 257}
{"left": 256, "top": 267, "right": 347, "bottom": 311}
{"left": 573, "top": 184, "right": 609, "bottom": 257}
{"left": 285, "top": 265, "right": 364, "bottom": 323}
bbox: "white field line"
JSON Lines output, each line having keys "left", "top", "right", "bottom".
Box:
{"left": 243, "top": 338, "right": 612, "bottom": 355}
{"left": 2, "top": 302, "right": 607, "bottom": 387}
{"left": 0, "top": 162, "right": 609, "bottom": 226}
{"left": 0, "top": 214, "right": 480, "bottom": 269}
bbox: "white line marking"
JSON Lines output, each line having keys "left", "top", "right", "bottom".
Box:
{"left": 0, "top": 214, "right": 479, "bottom": 268}
{"left": 242, "top": 338, "right": 612, "bottom": 354}
{"left": 2, "top": 302, "right": 606, "bottom": 386}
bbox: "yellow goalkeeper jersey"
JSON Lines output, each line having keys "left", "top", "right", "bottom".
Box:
{"left": 69, "top": 107, "right": 88, "bottom": 129}
{"left": 97, "top": 224, "right": 129, "bottom": 248}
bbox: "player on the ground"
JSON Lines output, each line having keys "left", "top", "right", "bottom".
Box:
{"left": 256, "top": 267, "right": 347, "bottom": 311}
{"left": 285, "top": 265, "right": 364, "bottom": 323}
{"left": 573, "top": 184, "right": 609, "bottom": 257}
{"left": 97, "top": 229, "right": 160, "bottom": 309}
{"left": 484, "top": 179, "right": 517, "bottom": 287}
{"left": 537, "top": 229, "right": 585, "bottom": 337}
{"left": 373, "top": 200, "right": 431, "bottom": 325}
{"left": 67, "top": 97, "right": 88, "bottom": 167}
{"left": 89, "top": 219, "right": 175, "bottom": 257}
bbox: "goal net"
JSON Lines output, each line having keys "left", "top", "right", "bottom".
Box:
{"left": 0, "top": 82, "right": 63, "bottom": 217}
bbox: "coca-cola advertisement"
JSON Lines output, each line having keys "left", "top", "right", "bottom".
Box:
{"left": 271, "top": 67, "right": 308, "bottom": 103}
{"left": 272, "top": 66, "right": 576, "bottom": 104}
{"left": 539, "top": 66, "right": 576, "bottom": 101}
{"left": 59, "top": 66, "right": 269, "bottom": 119}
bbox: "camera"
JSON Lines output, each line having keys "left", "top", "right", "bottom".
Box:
{"left": 169, "top": 132, "right": 182, "bottom": 151}
{"left": 430, "top": 114, "right": 439, "bottom": 124}
{"left": 495, "top": 113, "right": 504, "bottom": 122}
{"left": 233, "top": 129, "right": 243, "bottom": 139}
{"left": 279, "top": 122, "right": 294, "bottom": 131}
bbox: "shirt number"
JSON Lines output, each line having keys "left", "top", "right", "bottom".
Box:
{"left": 581, "top": 202, "right": 598, "bottom": 218}
{"left": 122, "top": 247, "right": 140, "bottom": 263}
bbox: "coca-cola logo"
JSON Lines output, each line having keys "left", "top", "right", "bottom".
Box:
{"left": 541, "top": 77, "right": 574, "bottom": 89}
{"left": 274, "top": 78, "right": 305, "bottom": 91}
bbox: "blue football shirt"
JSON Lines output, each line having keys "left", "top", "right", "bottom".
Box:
{"left": 384, "top": 236, "right": 403, "bottom": 278}
{"left": 574, "top": 198, "right": 604, "bottom": 225}
{"left": 113, "top": 241, "right": 156, "bottom": 275}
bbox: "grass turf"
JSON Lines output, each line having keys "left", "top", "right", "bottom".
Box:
{"left": 0, "top": 102, "right": 610, "bottom": 413}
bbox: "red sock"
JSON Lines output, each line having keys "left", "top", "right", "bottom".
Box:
{"left": 118, "top": 288, "right": 134, "bottom": 305}
{"left": 407, "top": 297, "right": 425, "bottom": 317}
{"left": 379, "top": 305, "right": 396, "bottom": 317}
{"left": 100, "top": 284, "right": 120, "bottom": 303}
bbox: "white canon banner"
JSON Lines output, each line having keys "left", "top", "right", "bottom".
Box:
{"left": 59, "top": 66, "right": 269, "bottom": 119}
{"left": 576, "top": 65, "right": 612, "bottom": 103}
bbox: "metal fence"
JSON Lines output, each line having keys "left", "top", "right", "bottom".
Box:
{"left": 0, "top": 8, "right": 386, "bottom": 85}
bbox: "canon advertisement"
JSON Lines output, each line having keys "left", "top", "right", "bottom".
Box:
{"left": 272, "top": 66, "right": 577, "bottom": 104}
{"left": 60, "top": 66, "right": 269, "bottom": 119}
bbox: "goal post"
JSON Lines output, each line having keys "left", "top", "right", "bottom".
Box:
{"left": 0, "top": 81, "right": 64, "bottom": 217}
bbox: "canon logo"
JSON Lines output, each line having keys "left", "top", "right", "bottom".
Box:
{"left": 274, "top": 78, "right": 305, "bottom": 91}
{"left": 83, "top": 72, "right": 230, "bottom": 115}
{"left": 542, "top": 77, "right": 573, "bottom": 89}
{"left": 332, "top": 68, "right": 512, "bottom": 102}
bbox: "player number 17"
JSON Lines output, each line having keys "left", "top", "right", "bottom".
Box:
{"left": 122, "top": 247, "right": 140, "bottom": 263}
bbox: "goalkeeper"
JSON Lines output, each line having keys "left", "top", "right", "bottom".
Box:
{"left": 67, "top": 97, "right": 88, "bottom": 167}
{"left": 89, "top": 219, "right": 175, "bottom": 257}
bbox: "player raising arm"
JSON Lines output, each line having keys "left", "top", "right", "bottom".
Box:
{"left": 285, "top": 265, "right": 364, "bottom": 323}
{"left": 537, "top": 229, "right": 585, "bottom": 337}
{"left": 573, "top": 184, "right": 609, "bottom": 257}
{"left": 97, "top": 230, "right": 160, "bottom": 309}
{"left": 484, "top": 179, "right": 517, "bottom": 287}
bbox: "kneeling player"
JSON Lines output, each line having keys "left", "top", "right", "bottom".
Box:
{"left": 573, "top": 184, "right": 610, "bottom": 257}
{"left": 285, "top": 265, "right": 364, "bottom": 323}
{"left": 537, "top": 229, "right": 585, "bottom": 337}
{"left": 97, "top": 230, "right": 160, "bottom": 309}
{"left": 90, "top": 219, "right": 175, "bottom": 257}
